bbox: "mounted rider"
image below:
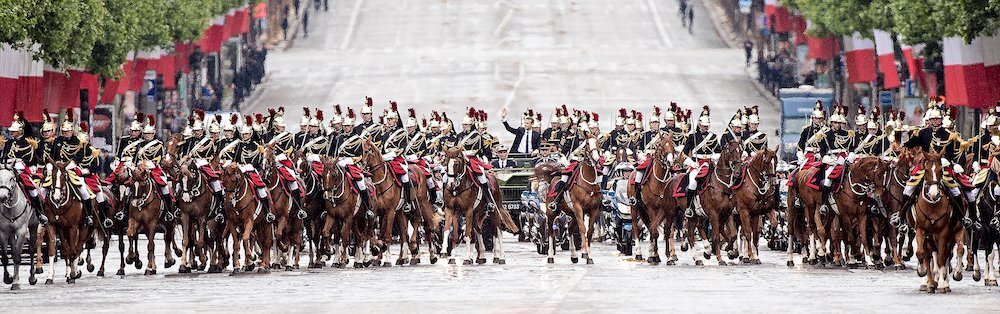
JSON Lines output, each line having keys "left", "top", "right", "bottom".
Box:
{"left": 353, "top": 97, "right": 375, "bottom": 136}
{"left": 899, "top": 99, "right": 975, "bottom": 223}
{"left": 682, "top": 105, "right": 720, "bottom": 217}
{"left": 301, "top": 110, "right": 330, "bottom": 183}
{"left": 720, "top": 109, "right": 745, "bottom": 152}
{"left": 75, "top": 122, "right": 116, "bottom": 228}
{"left": 743, "top": 106, "right": 768, "bottom": 155}
{"left": 264, "top": 107, "right": 306, "bottom": 219}
{"left": 633, "top": 107, "right": 674, "bottom": 203}
{"left": 971, "top": 108, "right": 1000, "bottom": 199}
{"left": 816, "top": 104, "right": 856, "bottom": 214}
{"left": 232, "top": 115, "right": 276, "bottom": 223}
{"left": 402, "top": 110, "right": 441, "bottom": 206}
{"left": 218, "top": 114, "right": 239, "bottom": 163}
{"left": 663, "top": 103, "right": 685, "bottom": 148}
{"left": 335, "top": 108, "right": 374, "bottom": 218}
{"left": 178, "top": 110, "right": 225, "bottom": 217}
{"left": 2, "top": 111, "right": 47, "bottom": 224}
{"left": 380, "top": 102, "right": 419, "bottom": 212}
{"left": 133, "top": 115, "right": 179, "bottom": 221}
{"left": 326, "top": 105, "right": 345, "bottom": 155}
{"left": 547, "top": 112, "right": 599, "bottom": 209}
{"left": 855, "top": 106, "right": 890, "bottom": 158}
{"left": 797, "top": 101, "right": 827, "bottom": 167}
{"left": 456, "top": 108, "right": 499, "bottom": 211}
{"left": 48, "top": 111, "right": 99, "bottom": 226}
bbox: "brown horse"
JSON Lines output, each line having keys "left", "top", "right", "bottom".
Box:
{"left": 297, "top": 152, "right": 332, "bottom": 268}
{"left": 875, "top": 148, "right": 913, "bottom": 270}
{"left": 40, "top": 161, "right": 93, "bottom": 284}
{"left": 394, "top": 161, "right": 442, "bottom": 265}
{"left": 830, "top": 156, "right": 888, "bottom": 268}
{"left": 787, "top": 156, "right": 840, "bottom": 267}
{"left": 167, "top": 157, "right": 216, "bottom": 273}
{"left": 537, "top": 138, "right": 603, "bottom": 264}
{"left": 262, "top": 147, "right": 304, "bottom": 271}
{"left": 441, "top": 147, "right": 519, "bottom": 265}
{"left": 319, "top": 157, "right": 373, "bottom": 268}
{"left": 628, "top": 135, "right": 683, "bottom": 265}
{"left": 912, "top": 151, "right": 965, "bottom": 293}
{"left": 220, "top": 163, "right": 273, "bottom": 274}
{"left": 688, "top": 140, "right": 742, "bottom": 266}
{"left": 123, "top": 164, "right": 169, "bottom": 275}
{"left": 358, "top": 138, "right": 404, "bottom": 267}
{"left": 732, "top": 146, "right": 779, "bottom": 265}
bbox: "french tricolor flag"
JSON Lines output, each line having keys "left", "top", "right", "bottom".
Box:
{"left": 843, "top": 33, "right": 876, "bottom": 84}
{"left": 0, "top": 45, "right": 21, "bottom": 125}
{"left": 15, "top": 46, "right": 45, "bottom": 122}
{"left": 873, "top": 30, "right": 900, "bottom": 89}
{"left": 982, "top": 34, "right": 1000, "bottom": 106}
{"left": 943, "top": 37, "right": 990, "bottom": 108}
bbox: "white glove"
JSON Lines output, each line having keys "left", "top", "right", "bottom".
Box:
{"left": 710, "top": 153, "right": 720, "bottom": 161}
{"left": 683, "top": 157, "right": 697, "bottom": 168}
{"left": 846, "top": 153, "right": 857, "bottom": 163}
{"left": 972, "top": 162, "right": 981, "bottom": 173}
{"left": 81, "top": 169, "right": 91, "bottom": 175}
{"left": 953, "top": 164, "right": 965, "bottom": 174}
{"left": 796, "top": 151, "right": 804, "bottom": 160}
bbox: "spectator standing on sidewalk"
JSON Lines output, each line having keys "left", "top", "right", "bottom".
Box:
{"left": 302, "top": 9, "right": 309, "bottom": 38}
{"left": 281, "top": 7, "right": 290, "bottom": 41}
{"left": 688, "top": 7, "right": 694, "bottom": 34}
{"left": 744, "top": 40, "right": 754, "bottom": 66}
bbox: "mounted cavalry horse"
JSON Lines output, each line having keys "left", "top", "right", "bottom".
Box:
{"left": 829, "top": 156, "right": 888, "bottom": 268}
{"left": 123, "top": 163, "right": 174, "bottom": 275}
{"left": 442, "top": 146, "right": 519, "bottom": 265}
{"left": 683, "top": 140, "right": 741, "bottom": 266}
{"left": 39, "top": 161, "right": 92, "bottom": 283}
{"left": 261, "top": 146, "right": 305, "bottom": 270}
{"left": 911, "top": 152, "right": 965, "bottom": 293}
{"left": 164, "top": 134, "right": 217, "bottom": 273}
{"left": 220, "top": 162, "right": 274, "bottom": 274}
{"left": 0, "top": 165, "right": 41, "bottom": 290}
{"left": 627, "top": 133, "right": 683, "bottom": 265}
{"left": 536, "top": 137, "right": 604, "bottom": 264}
{"left": 732, "top": 146, "right": 779, "bottom": 265}
{"left": 319, "top": 156, "right": 374, "bottom": 268}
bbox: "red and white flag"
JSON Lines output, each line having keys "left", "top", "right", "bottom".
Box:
{"left": 981, "top": 33, "right": 1000, "bottom": 106}
{"left": 843, "top": 33, "right": 876, "bottom": 84}
{"left": 15, "top": 46, "right": 45, "bottom": 122}
{"left": 0, "top": 45, "right": 21, "bottom": 125}
{"left": 943, "top": 36, "right": 990, "bottom": 108}
{"left": 873, "top": 30, "right": 900, "bottom": 89}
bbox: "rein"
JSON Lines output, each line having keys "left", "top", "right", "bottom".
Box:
{"left": 0, "top": 185, "right": 27, "bottom": 222}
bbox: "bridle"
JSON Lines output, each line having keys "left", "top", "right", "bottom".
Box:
{"left": 0, "top": 172, "right": 27, "bottom": 222}
{"left": 745, "top": 150, "right": 777, "bottom": 196}
{"left": 130, "top": 169, "right": 157, "bottom": 210}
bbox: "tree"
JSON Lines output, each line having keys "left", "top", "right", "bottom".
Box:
{"left": 892, "top": 0, "right": 1000, "bottom": 45}
{"left": 782, "top": 0, "right": 893, "bottom": 39}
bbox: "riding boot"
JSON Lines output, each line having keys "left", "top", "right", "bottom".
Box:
{"left": 99, "top": 201, "right": 113, "bottom": 228}
{"left": 82, "top": 201, "right": 95, "bottom": 226}
{"left": 633, "top": 182, "right": 643, "bottom": 206}
{"left": 261, "top": 197, "right": 276, "bottom": 223}
{"left": 402, "top": 181, "right": 414, "bottom": 213}
{"left": 548, "top": 180, "right": 566, "bottom": 210}
{"left": 819, "top": 186, "right": 831, "bottom": 215}
{"left": 28, "top": 195, "right": 47, "bottom": 225}
{"left": 212, "top": 191, "right": 224, "bottom": 217}
{"left": 428, "top": 186, "right": 440, "bottom": 207}
{"left": 685, "top": 189, "right": 697, "bottom": 218}
{"left": 949, "top": 197, "right": 972, "bottom": 228}
{"left": 294, "top": 194, "right": 307, "bottom": 220}
{"left": 161, "top": 196, "right": 177, "bottom": 222}
{"left": 360, "top": 190, "right": 374, "bottom": 219}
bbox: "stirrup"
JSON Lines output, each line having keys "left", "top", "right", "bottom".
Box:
{"left": 115, "top": 211, "right": 126, "bottom": 221}
{"left": 819, "top": 204, "right": 829, "bottom": 215}
{"left": 793, "top": 197, "right": 802, "bottom": 208}
{"left": 548, "top": 201, "right": 557, "bottom": 210}
{"left": 85, "top": 216, "right": 94, "bottom": 226}
{"left": 991, "top": 217, "right": 1000, "bottom": 229}
{"left": 684, "top": 207, "right": 694, "bottom": 218}
{"left": 297, "top": 210, "right": 308, "bottom": 220}
{"left": 102, "top": 218, "right": 113, "bottom": 229}
{"left": 889, "top": 212, "right": 901, "bottom": 227}
{"left": 365, "top": 210, "right": 375, "bottom": 219}
{"left": 265, "top": 212, "right": 276, "bottom": 223}
{"left": 214, "top": 213, "right": 225, "bottom": 223}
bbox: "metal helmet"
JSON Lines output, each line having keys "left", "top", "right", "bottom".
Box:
{"left": 698, "top": 105, "right": 711, "bottom": 127}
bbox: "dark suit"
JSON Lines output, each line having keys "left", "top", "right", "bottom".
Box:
{"left": 502, "top": 120, "right": 541, "bottom": 154}
{"left": 491, "top": 158, "right": 518, "bottom": 168}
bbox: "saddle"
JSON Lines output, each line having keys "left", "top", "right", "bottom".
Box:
{"left": 672, "top": 165, "right": 712, "bottom": 197}
{"left": 805, "top": 164, "right": 844, "bottom": 192}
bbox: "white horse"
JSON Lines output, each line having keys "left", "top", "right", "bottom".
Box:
{"left": 0, "top": 166, "right": 41, "bottom": 290}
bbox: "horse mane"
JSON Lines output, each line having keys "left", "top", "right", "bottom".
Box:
{"left": 533, "top": 161, "right": 560, "bottom": 183}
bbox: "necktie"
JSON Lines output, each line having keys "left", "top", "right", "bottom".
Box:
{"left": 524, "top": 130, "right": 531, "bottom": 153}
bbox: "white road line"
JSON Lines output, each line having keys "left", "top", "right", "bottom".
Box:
{"left": 644, "top": 0, "right": 674, "bottom": 48}
{"left": 501, "top": 63, "right": 526, "bottom": 113}
{"left": 494, "top": 6, "right": 516, "bottom": 37}
{"left": 339, "top": 0, "right": 365, "bottom": 50}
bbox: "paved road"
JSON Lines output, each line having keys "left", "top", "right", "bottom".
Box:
{"left": 244, "top": 0, "right": 778, "bottom": 145}
{"left": 3, "top": 238, "right": 999, "bottom": 312}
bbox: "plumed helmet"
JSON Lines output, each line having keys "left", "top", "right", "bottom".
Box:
{"left": 811, "top": 100, "right": 826, "bottom": 119}
{"left": 361, "top": 96, "right": 374, "bottom": 114}
{"left": 143, "top": 115, "right": 156, "bottom": 134}
{"left": 698, "top": 105, "right": 711, "bottom": 127}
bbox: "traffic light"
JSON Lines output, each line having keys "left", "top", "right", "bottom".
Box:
{"left": 154, "top": 75, "right": 164, "bottom": 102}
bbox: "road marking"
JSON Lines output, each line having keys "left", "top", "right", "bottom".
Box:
{"left": 339, "top": 0, "right": 365, "bottom": 50}
{"left": 494, "top": 5, "right": 517, "bottom": 37}
{"left": 644, "top": 0, "right": 674, "bottom": 48}
{"left": 501, "top": 63, "right": 526, "bottom": 113}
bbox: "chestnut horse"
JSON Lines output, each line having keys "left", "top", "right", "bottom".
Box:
{"left": 40, "top": 161, "right": 93, "bottom": 284}
{"left": 168, "top": 158, "right": 216, "bottom": 273}
{"left": 732, "top": 146, "right": 778, "bottom": 264}
{"left": 358, "top": 138, "right": 404, "bottom": 267}
{"left": 537, "top": 138, "right": 603, "bottom": 264}
{"left": 874, "top": 148, "right": 914, "bottom": 270}
{"left": 262, "top": 146, "right": 303, "bottom": 270}
{"left": 124, "top": 164, "right": 169, "bottom": 275}
{"left": 441, "top": 147, "right": 519, "bottom": 265}
{"left": 320, "top": 157, "right": 374, "bottom": 268}
{"left": 912, "top": 152, "right": 965, "bottom": 293}
{"left": 220, "top": 163, "right": 273, "bottom": 274}
{"left": 628, "top": 135, "right": 683, "bottom": 265}
{"left": 689, "top": 140, "right": 742, "bottom": 266}
{"left": 830, "top": 156, "right": 888, "bottom": 268}
{"left": 787, "top": 156, "right": 840, "bottom": 267}
{"left": 394, "top": 160, "right": 441, "bottom": 266}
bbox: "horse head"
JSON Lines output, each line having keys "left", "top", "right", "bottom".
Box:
{"left": 653, "top": 133, "right": 676, "bottom": 167}
{"left": 0, "top": 167, "right": 18, "bottom": 206}
{"left": 719, "top": 139, "right": 743, "bottom": 171}
{"left": 165, "top": 133, "right": 183, "bottom": 157}
{"left": 220, "top": 162, "right": 243, "bottom": 193}
{"left": 443, "top": 146, "right": 468, "bottom": 189}
{"left": 46, "top": 161, "right": 71, "bottom": 203}
{"left": 921, "top": 151, "right": 944, "bottom": 202}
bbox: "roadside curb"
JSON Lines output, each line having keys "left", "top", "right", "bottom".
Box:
{"left": 703, "top": 0, "right": 779, "bottom": 108}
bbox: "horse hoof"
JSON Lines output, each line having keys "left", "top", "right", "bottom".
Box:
{"left": 87, "top": 264, "right": 95, "bottom": 273}
{"left": 695, "top": 260, "right": 704, "bottom": 266}
{"left": 680, "top": 243, "right": 689, "bottom": 252}
{"left": 902, "top": 256, "right": 911, "bottom": 262}
{"left": 178, "top": 265, "right": 190, "bottom": 274}
{"left": 197, "top": 265, "right": 206, "bottom": 272}
{"left": 430, "top": 257, "right": 439, "bottom": 265}
{"left": 919, "top": 284, "right": 927, "bottom": 292}
{"left": 665, "top": 260, "right": 675, "bottom": 266}
{"left": 3, "top": 273, "right": 11, "bottom": 285}
{"left": 77, "top": 259, "right": 85, "bottom": 266}
{"left": 953, "top": 272, "right": 963, "bottom": 282}
{"left": 808, "top": 258, "right": 818, "bottom": 265}
{"left": 719, "top": 261, "right": 728, "bottom": 266}
{"left": 939, "top": 287, "right": 951, "bottom": 293}
{"left": 476, "top": 258, "right": 487, "bottom": 265}
{"left": 144, "top": 269, "right": 153, "bottom": 276}
{"left": 462, "top": 259, "right": 473, "bottom": 266}
{"left": 382, "top": 262, "right": 392, "bottom": 267}
{"left": 547, "top": 257, "right": 555, "bottom": 264}
{"left": 586, "top": 258, "right": 594, "bottom": 265}
{"left": 354, "top": 262, "right": 363, "bottom": 269}
{"left": 44, "top": 279, "right": 53, "bottom": 285}
{"left": 243, "top": 265, "right": 255, "bottom": 272}
{"left": 965, "top": 265, "right": 974, "bottom": 271}
{"left": 703, "top": 252, "right": 711, "bottom": 260}
{"left": 34, "top": 267, "right": 43, "bottom": 275}
{"left": 256, "top": 268, "right": 270, "bottom": 274}
{"left": 635, "top": 254, "right": 645, "bottom": 261}
{"left": 498, "top": 259, "right": 506, "bottom": 265}
{"left": 448, "top": 259, "right": 456, "bottom": 265}
{"left": 973, "top": 270, "right": 982, "bottom": 282}
{"left": 66, "top": 278, "right": 75, "bottom": 284}
{"left": 410, "top": 259, "right": 419, "bottom": 266}
{"left": 135, "top": 260, "right": 143, "bottom": 270}
{"left": 740, "top": 257, "right": 750, "bottom": 264}
{"left": 10, "top": 283, "right": 20, "bottom": 290}
{"left": 73, "top": 270, "right": 82, "bottom": 279}
{"left": 164, "top": 260, "right": 176, "bottom": 269}
{"left": 493, "top": 257, "right": 500, "bottom": 264}
{"left": 396, "top": 259, "right": 405, "bottom": 266}
{"left": 917, "top": 268, "right": 927, "bottom": 277}
{"left": 116, "top": 269, "right": 125, "bottom": 276}
{"left": 287, "top": 265, "right": 296, "bottom": 271}
{"left": 96, "top": 270, "right": 105, "bottom": 277}
{"left": 786, "top": 261, "right": 795, "bottom": 267}
{"left": 751, "top": 259, "right": 761, "bottom": 265}
{"left": 230, "top": 269, "right": 241, "bottom": 276}
{"left": 571, "top": 257, "right": 579, "bottom": 264}
{"left": 728, "top": 250, "right": 739, "bottom": 260}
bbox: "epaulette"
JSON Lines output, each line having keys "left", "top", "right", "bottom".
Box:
{"left": 90, "top": 146, "right": 101, "bottom": 159}
{"left": 26, "top": 138, "right": 38, "bottom": 149}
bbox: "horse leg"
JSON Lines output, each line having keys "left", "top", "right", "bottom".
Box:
{"left": 475, "top": 232, "right": 486, "bottom": 264}
{"left": 241, "top": 219, "right": 254, "bottom": 271}
{"left": 633, "top": 209, "right": 646, "bottom": 261}
{"left": 937, "top": 236, "right": 953, "bottom": 293}
{"left": 179, "top": 214, "right": 191, "bottom": 273}
{"left": 97, "top": 230, "right": 110, "bottom": 276}
{"left": 737, "top": 206, "right": 756, "bottom": 264}
{"left": 664, "top": 211, "right": 677, "bottom": 264}
{"left": 690, "top": 218, "right": 705, "bottom": 266}
{"left": 812, "top": 209, "right": 829, "bottom": 266}
{"left": 34, "top": 226, "right": 45, "bottom": 274}
{"left": 257, "top": 223, "right": 273, "bottom": 273}
{"left": 163, "top": 223, "right": 177, "bottom": 269}
{"left": 494, "top": 224, "right": 505, "bottom": 264}
{"left": 463, "top": 217, "right": 475, "bottom": 266}
{"left": 584, "top": 209, "right": 597, "bottom": 265}
{"left": 546, "top": 211, "right": 557, "bottom": 264}
{"left": 647, "top": 210, "right": 661, "bottom": 264}
{"left": 144, "top": 223, "right": 157, "bottom": 275}
{"left": 395, "top": 214, "right": 408, "bottom": 266}
{"left": 952, "top": 230, "right": 965, "bottom": 282}
{"left": 986, "top": 248, "right": 998, "bottom": 286}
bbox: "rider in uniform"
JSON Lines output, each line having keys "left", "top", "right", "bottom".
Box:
{"left": 233, "top": 116, "right": 275, "bottom": 223}
{"left": 380, "top": 104, "right": 418, "bottom": 212}
{"left": 816, "top": 105, "right": 856, "bottom": 214}
{"left": 326, "top": 105, "right": 344, "bottom": 156}
{"left": 353, "top": 97, "right": 375, "bottom": 136}
{"left": 720, "top": 109, "right": 745, "bottom": 150}
{"left": 900, "top": 101, "right": 976, "bottom": 227}
{"left": 971, "top": 108, "right": 1000, "bottom": 199}
{"left": 456, "top": 108, "right": 499, "bottom": 211}
{"left": 76, "top": 122, "right": 115, "bottom": 228}
{"left": 301, "top": 110, "right": 330, "bottom": 184}
{"left": 294, "top": 107, "right": 313, "bottom": 150}
{"left": 218, "top": 114, "right": 239, "bottom": 162}
{"left": 682, "top": 106, "right": 720, "bottom": 217}
{"left": 335, "top": 109, "right": 374, "bottom": 218}
{"left": 2, "top": 112, "right": 47, "bottom": 224}
{"left": 743, "top": 106, "right": 768, "bottom": 155}
{"left": 662, "top": 104, "right": 685, "bottom": 148}
{"left": 797, "top": 101, "right": 827, "bottom": 168}
{"left": 117, "top": 113, "right": 145, "bottom": 162}
{"left": 49, "top": 111, "right": 98, "bottom": 226}
{"left": 134, "top": 115, "right": 179, "bottom": 221}
{"left": 855, "top": 107, "right": 889, "bottom": 158}
{"left": 402, "top": 111, "right": 441, "bottom": 206}
{"left": 184, "top": 111, "right": 226, "bottom": 219}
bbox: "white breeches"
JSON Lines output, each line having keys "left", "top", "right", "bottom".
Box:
{"left": 210, "top": 180, "right": 223, "bottom": 192}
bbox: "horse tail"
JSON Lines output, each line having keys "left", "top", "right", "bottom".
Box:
{"left": 533, "top": 161, "right": 560, "bottom": 183}
{"left": 494, "top": 203, "right": 520, "bottom": 234}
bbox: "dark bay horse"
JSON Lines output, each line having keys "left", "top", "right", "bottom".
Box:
{"left": 692, "top": 140, "right": 742, "bottom": 266}
{"left": 262, "top": 146, "right": 303, "bottom": 270}
{"left": 220, "top": 163, "right": 273, "bottom": 274}
{"left": 40, "top": 162, "right": 92, "bottom": 284}
{"left": 732, "top": 146, "right": 778, "bottom": 264}
{"left": 319, "top": 158, "right": 372, "bottom": 268}
{"left": 628, "top": 135, "right": 683, "bottom": 265}
{"left": 537, "top": 138, "right": 603, "bottom": 264}
{"left": 442, "top": 147, "right": 519, "bottom": 265}
{"left": 830, "top": 156, "right": 888, "bottom": 268}
{"left": 124, "top": 164, "right": 168, "bottom": 275}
